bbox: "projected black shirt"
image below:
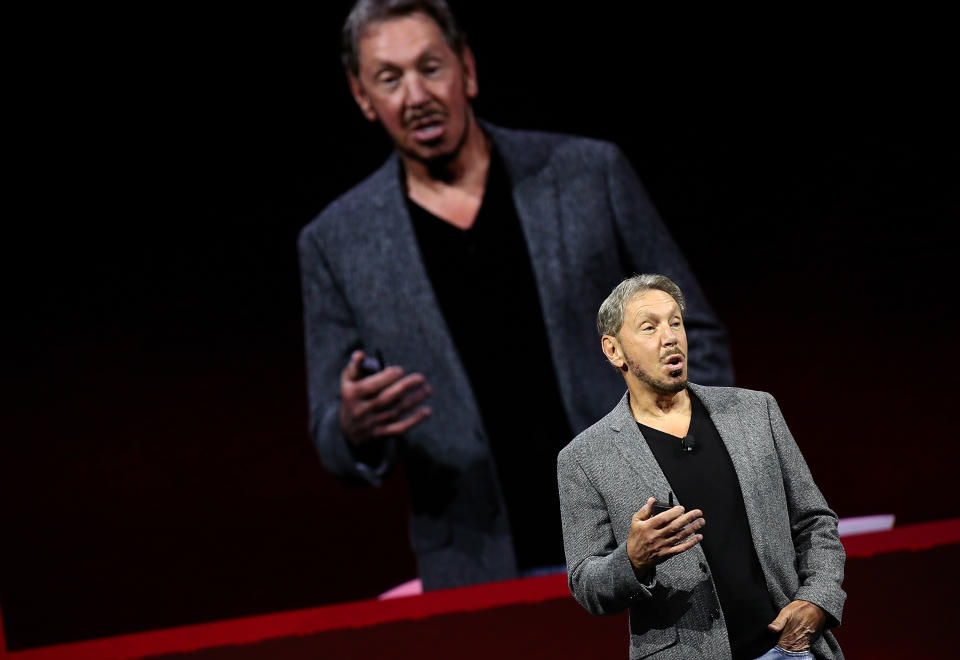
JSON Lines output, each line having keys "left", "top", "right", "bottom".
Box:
{"left": 407, "top": 150, "right": 572, "bottom": 572}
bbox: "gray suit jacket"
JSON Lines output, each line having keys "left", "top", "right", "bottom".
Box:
{"left": 298, "top": 123, "right": 734, "bottom": 590}
{"left": 557, "top": 384, "right": 846, "bottom": 659}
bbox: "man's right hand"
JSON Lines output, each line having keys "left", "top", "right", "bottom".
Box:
{"left": 627, "top": 497, "right": 705, "bottom": 577}
{"left": 339, "top": 350, "right": 433, "bottom": 446}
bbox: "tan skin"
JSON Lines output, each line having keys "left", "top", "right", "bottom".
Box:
{"left": 627, "top": 496, "right": 705, "bottom": 579}
{"left": 767, "top": 600, "right": 827, "bottom": 652}
{"left": 338, "top": 350, "right": 433, "bottom": 445}
{"left": 603, "top": 290, "right": 826, "bottom": 651}
{"left": 339, "top": 13, "right": 493, "bottom": 445}
{"left": 348, "top": 13, "right": 490, "bottom": 229}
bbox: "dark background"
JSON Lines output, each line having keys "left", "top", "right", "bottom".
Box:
{"left": 5, "top": 3, "right": 957, "bottom": 650}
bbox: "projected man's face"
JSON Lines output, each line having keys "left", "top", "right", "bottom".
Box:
{"left": 349, "top": 12, "right": 478, "bottom": 166}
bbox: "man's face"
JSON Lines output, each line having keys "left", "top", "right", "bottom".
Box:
{"left": 604, "top": 289, "right": 688, "bottom": 394}
{"left": 349, "top": 12, "right": 478, "bottom": 165}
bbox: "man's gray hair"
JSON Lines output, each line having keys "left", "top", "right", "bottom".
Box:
{"left": 341, "top": 0, "right": 468, "bottom": 77}
{"left": 597, "top": 274, "right": 687, "bottom": 337}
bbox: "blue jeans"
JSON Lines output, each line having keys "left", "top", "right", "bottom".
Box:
{"left": 754, "top": 646, "right": 815, "bottom": 660}
{"left": 518, "top": 564, "right": 566, "bottom": 578}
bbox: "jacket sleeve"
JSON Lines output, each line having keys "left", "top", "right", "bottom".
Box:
{"left": 297, "top": 222, "right": 397, "bottom": 485}
{"left": 558, "top": 447, "right": 657, "bottom": 615}
{"left": 767, "top": 392, "right": 847, "bottom": 626}
{"left": 603, "top": 144, "right": 734, "bottom": 386}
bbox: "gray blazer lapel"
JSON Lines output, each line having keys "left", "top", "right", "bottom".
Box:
{"left": 489, "top": 126, "right": 567, "bottom": 323}
{"left": 488, "top": 125, "right": 592, "bottom": 425}
{"left": 608, "top": 393, "right": 676, "bottom": 505}
{"left": 689, "top": 383, "right": 770, "bottom": 557}
{"left": 367, "top": 157, "right": 482, "bottom": 421}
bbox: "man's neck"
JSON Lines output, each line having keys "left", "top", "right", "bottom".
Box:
{"left": 402, "top": 117, "right": 490, "bottom": 229}
{"left": 627, "top": 383, "right": 691, "bottom": 425}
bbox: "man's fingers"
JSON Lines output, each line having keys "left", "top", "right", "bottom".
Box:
{"left": 770, "top": 603, "right": 821, "bottom": 651}
{"left": 664, "top": 517, "right": 705, "bottom": 546}
{"left": 649, "top": 505, "right": 703, "bottom": 529}
{"left": 372, "top": 406, "right": 432, "bottom": 437}
{"left": 656, "top": 509, "right": 703, "bottom": 539}
{"left": 370, "top": 382, "right": 433, "bottom": 425}
{"left": 777, "top": 635, "right": 809, "bottom": 652}
{"left": 667, "top": 512, "right": 705, "bottom": 538}
{"left": 341, "top": 350, "right": 365, "bottom": 384}
{"left": 665, "top": 531, "right": 702, "bottom": 556}
{"left": 371, "top": 373, "right": 430, "bottom": 410}
{"left": 633, "top": 498, "right": 656, "bottom": 523}
{"left": 651, "top": 505, "right": 683, "bottom": 525}
{"left": 350, "top": 365, "right": 406, "bottom": 398}
{"left": 356, "top": 375, "right": 430, "bottom": 421}
{"left": 775, "top": 622, "right": 810, "bottom": 652}
{"left": 767, "top": 612, "right": 788, "bottom": 633}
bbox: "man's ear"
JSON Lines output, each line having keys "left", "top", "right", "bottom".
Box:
{"left": 461, "top": 46, "right": 478, "bottom": 99}
{"left": 348, "top": 73, "right": 378, "bottom": 122}
{"left": 602, "top": 335, "right": 627, "bottom": 371}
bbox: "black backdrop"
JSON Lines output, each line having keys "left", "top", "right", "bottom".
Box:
{"left": 5, "top": 3, "right": 957, "bottom": 650}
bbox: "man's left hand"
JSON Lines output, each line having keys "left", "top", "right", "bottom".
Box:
{"left": 767, "top": 600, "right": 826, "bottom": 651}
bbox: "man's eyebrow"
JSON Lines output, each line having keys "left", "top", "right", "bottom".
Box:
{"left": 417, "top": 49, "right": 444, "bottom": 62}
{"left": 631, "top": 305, "right": 680, "bottom": 324}
{"left": 369, "top": 61, "right": 402, "bottom": 78}
{"left": 631, "top": 309, "right": 657, "bottom": 324}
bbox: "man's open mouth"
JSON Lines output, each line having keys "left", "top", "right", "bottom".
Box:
{"left": 411, "top": 121, "right": 444, "bottom": 142}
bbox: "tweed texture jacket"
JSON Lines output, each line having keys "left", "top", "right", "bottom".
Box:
{"left": 558, "top": 383, "right": 846, "bottom": 659}
{"left": 298, "top": 123, "right": 734, "bottom": 590}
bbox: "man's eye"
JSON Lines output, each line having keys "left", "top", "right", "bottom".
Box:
{"left": 421, "top": 61, "right": 443, "bottom": 76}
{"left": 376, "top": 73, "right": 400, "bottom": 86}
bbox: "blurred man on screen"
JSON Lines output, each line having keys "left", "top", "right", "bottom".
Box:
{"left": 298, "top": 1, "right": 734, "bottom": 590}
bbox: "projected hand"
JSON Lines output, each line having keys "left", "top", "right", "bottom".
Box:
{"left": 339, "top": 350, "right": 432, "bottom": 445}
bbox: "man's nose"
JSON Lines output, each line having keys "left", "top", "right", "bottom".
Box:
{"left": 662, "top": 326, "right": 678, "bottom": 346}
{"left": 403, "top": 73, "right": 430, "bottom": 106}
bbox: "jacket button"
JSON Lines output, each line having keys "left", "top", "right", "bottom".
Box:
{"left": 699, "top": 562, "right": 708, "bottom": 573}
{"left": 710, "top": 609, "right": 720, "bottom": 620}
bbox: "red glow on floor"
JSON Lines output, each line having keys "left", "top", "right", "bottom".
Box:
{"left": 2, "top": 518, "right": 957, "bottom": 660}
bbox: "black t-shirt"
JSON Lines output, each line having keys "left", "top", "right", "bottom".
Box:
{"left": 638, "top": 391, "right": 779, "bottom": 660}
{"left": 407, "top": 151, "right": 572, "bottom": 571}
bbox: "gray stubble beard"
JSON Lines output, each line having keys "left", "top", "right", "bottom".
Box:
{"left": 622, "top": 348, "right": 688, "bottom": 395}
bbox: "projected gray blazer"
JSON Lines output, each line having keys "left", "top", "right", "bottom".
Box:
{"left": 558, "top": 384, "right": 846, "bottom": 660}
{"left": 298, "top": 123, "right": 734, "bottom": 590}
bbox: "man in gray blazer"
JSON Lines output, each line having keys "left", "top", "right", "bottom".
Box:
{"left": 299, "top": 0, "right": 733, "bottom": 591}
{"left": 558, "top": 274, "right": 845, "bottom": 659}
